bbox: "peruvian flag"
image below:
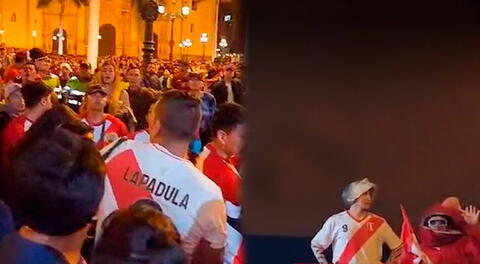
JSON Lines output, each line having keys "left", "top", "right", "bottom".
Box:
{"left": 399, "top": 205, "right": 430, "bottom": 264}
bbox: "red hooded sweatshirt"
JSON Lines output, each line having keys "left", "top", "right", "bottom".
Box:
{"left": 418, "top": 204, "right": 480, "bottom": 264}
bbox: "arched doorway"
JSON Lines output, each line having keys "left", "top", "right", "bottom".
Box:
{"left": 52, "top": 29, "right": 67, "bottom": 54}
{"left": 153, "top": 33, "right": 159, "bottom": 58}
{"left": 99, "top": 24, "right": 116, "bottom": 56}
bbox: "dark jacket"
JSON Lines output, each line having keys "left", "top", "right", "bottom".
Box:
{"left": 211, "top": 79, "right": 246, "bottom": 105}
{"left": 0, "top": 233, "right": 69, "bottom": 264}
{"left": 143, "top": 74, "right": 162, "bottom": 91}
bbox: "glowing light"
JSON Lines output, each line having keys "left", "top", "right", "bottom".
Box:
{"left": 181, "top": 6, "right": 190, "bottom": 16}
{"left": 200, "top": 33, "right": 208, "bottom": 43}
{"left": 158, "top": 5, "right": 166, "bottom": 14}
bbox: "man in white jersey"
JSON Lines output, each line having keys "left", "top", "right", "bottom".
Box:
{"left": 311, "top": 178, "right": 403, "bottom": 264}
{"left": 97, "top": 90, "right": 227, "bottom": 264}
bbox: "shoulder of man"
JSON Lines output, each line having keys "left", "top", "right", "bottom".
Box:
{"left": 368, "top": 213, "right": 387, "bottom": 222}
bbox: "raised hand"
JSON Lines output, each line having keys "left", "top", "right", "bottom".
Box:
{"left": 461, "top": 205, "right": 480, "bottom": 226}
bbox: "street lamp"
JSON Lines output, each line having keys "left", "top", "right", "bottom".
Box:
{"left": 181, "top": 6, "right": 190, "bottom": 16}
{"left": 140, "top": 0, "right": 160, "bottom": 68}
{"left": 200, "top": 33, "right": 208, "bottom": 61}
{"left": 32, "top": 30, "right": 37, "bottom": 47}
{"left": 219, "top": 38, "right": 228, "bottom": 48}
{"left": 121, "top": 9, "right": 129, "bottom": 56}
{"left": 158, "top": 1, "right": 190, "bottom": 61}
{"left": 183, "top": 38, "right": 192, "bottom": 60}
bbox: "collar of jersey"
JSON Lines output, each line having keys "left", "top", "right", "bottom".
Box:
{"left": 346, "top": 210, "right": 370, "bottom": 223}
{"left": 152, "top": 143, "right": 187, "bottom": 162}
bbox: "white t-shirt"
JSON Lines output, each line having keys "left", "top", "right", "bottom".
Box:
{"left": 97, "top": 140, "right": 227, "bottom": 261}
{"left": 311, "top": 211, "right": 401, "bottom": 264}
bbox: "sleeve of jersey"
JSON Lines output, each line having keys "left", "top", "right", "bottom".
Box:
{"left": 218, "top": 169, "right": 240, "bottom": 206}
{"left": 113, "top": 118, "right": 129, "bottom": 137}
{"left": 311, "top": 216, "right": 335, "bottom": 263}
{"left": 188, "top": 199, "right": 227, "bottom": 251}
{"left": 381, "top": 221, "right": 402, "bottom": 250}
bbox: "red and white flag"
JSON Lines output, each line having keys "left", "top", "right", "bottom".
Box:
{"left": 399, "top": 205, "right": 430, "bottom": 264}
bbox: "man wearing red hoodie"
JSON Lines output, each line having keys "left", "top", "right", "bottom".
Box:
{"left": 417, "top": 197, "right": 480, "bottom": 264}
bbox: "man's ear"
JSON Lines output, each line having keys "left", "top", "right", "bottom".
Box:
{"left": 216, "top": 130, "right": 228, "bottom": 145}
{"left": 152, "top": 119, "right": 162, "bottom": 136}
{"left": 40, "top": 96, "right": 48, "bottom": 106}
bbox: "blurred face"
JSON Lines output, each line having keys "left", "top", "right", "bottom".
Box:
{"left": 61, "top": 66, "right": 71, "bottom": 78}
{"left": 223, "top": 124, "right": 245, "bottom": 157}
{"left": 87, "top": 92, "right": 108, "bottom": 112}
{"left": 224, "top": 68, "right": 234, "bottom": 79}
{"left": 427, "top": 216, "right": 448, "bottom": 232}
{"left": 188, "top": 79, "right": 204, "bottom": 91}
{"left": 354, "top": 189, "right": 375, "bottom": 210}
{"left": 101, "top": 65, "right": 116, "bottom": 84}
{"left": 126, "top": 69, "right": 142, "bottom": 87}
{"left": 23, "top": 64, "right": 37, "bottom": 78}
{"left": 146, "top": 64, "right": 156, "bottom": 74}
{"left": 78, "top": 66, "right": 91, "bottom": 79}
{"left": 0, "top": 48, "right": 6, "bottom": 56}
{"left": 7, "top": 90, "right": 25, "bottom": 112}
{"left": 35, "top": 57, "right": 51, "bottom": 72}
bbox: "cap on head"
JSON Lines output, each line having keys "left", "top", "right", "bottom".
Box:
{"left": 341, "top": 178, "right": 377, "bottom": 206}
{"left": 188, "top": 72, "right": 202, "bottom": 81}
{"left": 87, "top": 84, "right": 108, "bottom": 96}
{"left": 3, "top": 82, "right": 22, "bottom": 99}
{"left": 60, "top": 63, "right": 73, "bottom": 72}
{"left": 79, "top": 62, "right": 92, "bottom": 70}
{"left": 29, "top": 48, "right": 47, "bottom": 62}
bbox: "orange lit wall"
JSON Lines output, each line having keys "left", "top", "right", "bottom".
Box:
{"left": 0, "top": 0, "right": 219, "bottom": 59}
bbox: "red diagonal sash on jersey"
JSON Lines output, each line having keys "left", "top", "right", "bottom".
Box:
{"left": 337, "top": 215, "right": 385, "bottom": 264}
{"left": 106, "top": 150, "right": 152, "bottom": 209}
{"left": 233, "top": 242, "right": 245, "bottom": 264}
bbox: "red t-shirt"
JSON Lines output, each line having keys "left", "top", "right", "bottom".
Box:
{"left": 81, "top": 114, "right": 128, "bottom": 149}
{"left": 1, "top": 115, "right": 32, "bottom": 165}
{"left": 197, "top": 143, "right": 241, "bottom": 206}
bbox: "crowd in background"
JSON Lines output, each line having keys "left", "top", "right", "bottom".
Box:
{"left": 0, "top": 45, "right": 247, "bottom": 264}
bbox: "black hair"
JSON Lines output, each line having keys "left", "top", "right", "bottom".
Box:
{"left": 14, "top": 53, "right": 27, "bottom": 64}
{"left": 29, "top": 48, "right": 46, "bottom": 62}
{"left": 212, "top": 103, "right": 246, "bottom": 136}
{"left": 21, "top": 82, "right": 52, "bottom": 108}
{"left": 92, "top": 201, "right": 186, "bottom": 264}
{"left": 80, "top": 62, "right": 92, "bottom": 70}
{"left": 9, "top": 127, "right": 105, "bottom": 236}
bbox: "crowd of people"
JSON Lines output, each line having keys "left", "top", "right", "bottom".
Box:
{"left": 1, "top": 44, "right": 478, "bottom": 264}
{"left": 0, "top": 46, "right": 246, "bottom": 264}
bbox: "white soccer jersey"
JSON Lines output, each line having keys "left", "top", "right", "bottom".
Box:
{"left": 97, "top": 140, "right": 227, "bottom": 262}
{"left": 311, "top": 211, "right": 401, "bottom": 264}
